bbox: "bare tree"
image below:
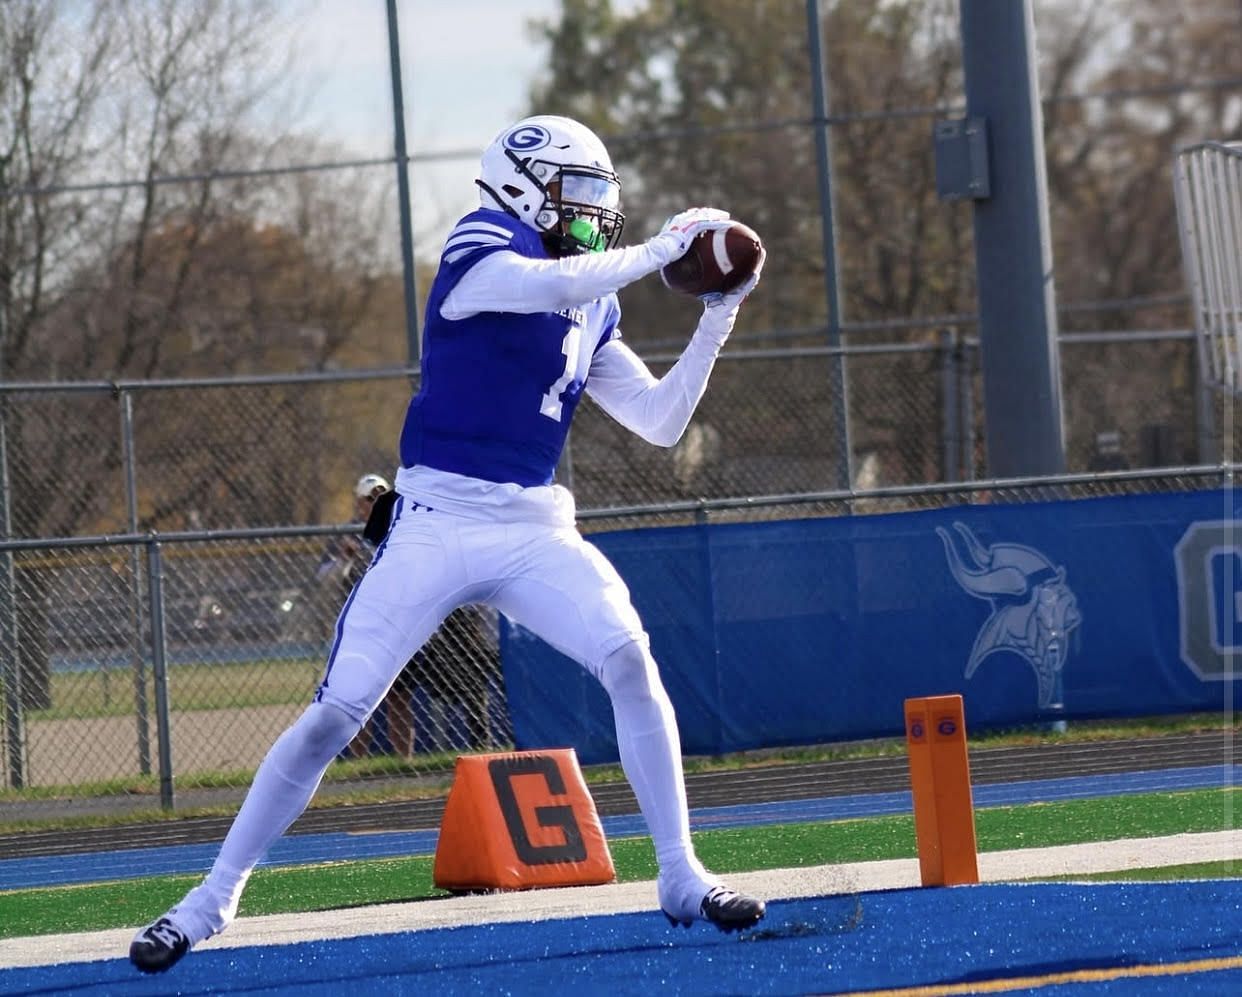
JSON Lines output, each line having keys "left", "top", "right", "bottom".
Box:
{"left": 0, "top": 1, "right": 413, "bottom": 719}
{"left": 1, "top": 0, "right": 402, "bottom": 536}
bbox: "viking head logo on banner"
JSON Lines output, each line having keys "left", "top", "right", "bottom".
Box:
{"left": 937, "top": 522, "right": 1081, "bottom": 708}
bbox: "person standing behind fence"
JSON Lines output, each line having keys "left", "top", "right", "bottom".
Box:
{"left": 129, "top": 113, "right": 766, "bottom": 974}
{"left": 396, "top": 597, "right": 501, "bottom": 754}
{"left": 316, "top": 473, "right": 389, "bottom": 598}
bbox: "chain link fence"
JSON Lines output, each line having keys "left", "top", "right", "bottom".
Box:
{"left": 0, "top": 327, "right": 1213, "bottom": 533}
{"left": 2, "top": 463, "right": 1234, "bottom": 825}
{"left": 0, "top": 527, "right": 508, "bottom": 819}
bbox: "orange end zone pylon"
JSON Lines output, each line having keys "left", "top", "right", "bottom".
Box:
{"left": 904, "top": 693, "right": 979, "bottom": 887}
{"left": 433, "top": 748, "right": 616, "bottom": 892}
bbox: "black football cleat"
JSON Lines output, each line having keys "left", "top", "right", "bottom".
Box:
{"left": 129, "top": 917, "right": 190, "bottom": 974}
{"left": 663, "top": 885, "right": 766, "bottom": 932}
{"left": 699, "top": 886, "right": 766, "bottom": 932}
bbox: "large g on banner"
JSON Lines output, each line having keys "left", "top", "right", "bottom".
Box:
{"left": 1175, "top": 520, "right": 1242, "bottom": 680}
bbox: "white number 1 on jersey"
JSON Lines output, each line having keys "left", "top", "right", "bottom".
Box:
{"left": 540, "top": 326, "right": 581, "bottom": 421}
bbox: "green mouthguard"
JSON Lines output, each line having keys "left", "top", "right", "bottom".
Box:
{"left": 568, "top": 218, "right": 605, "bottom": 253}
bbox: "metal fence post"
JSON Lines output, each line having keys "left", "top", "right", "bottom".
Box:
{"left": 1194, "top": 334, "right": 1218, "bottom": 464}
{"left": 806, "top": 0, "right": 854, "bottom": 491}
{"left": 145, "top": 537, "right": 175, "bottom": 810}
{"left": 960, "top": 338, "right": 977, "bottom": 481}
{"left": 120, "top": 390, "right": 152, "bottom": 774}
{"left": 940, "top": 329, "right": 961, "bottom": 483}
{"left": 386, "top": 0, "right": 421, "bottom": 369}
{"left": 0, "top": 400, "right": 25, "bottom": 789}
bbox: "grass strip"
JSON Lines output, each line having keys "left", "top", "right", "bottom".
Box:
{"left": 1040, "top": 860, "right": 1239, "bottom": 882}
{"left": 1, "top": 787, "right": 1235, "bottom": 940}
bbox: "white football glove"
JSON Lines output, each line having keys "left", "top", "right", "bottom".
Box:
{"left": 698, "top": 247, "right": 766, "bottom": 341}
{"left": 646, "top": 207, "right": 732, "bottom": 267}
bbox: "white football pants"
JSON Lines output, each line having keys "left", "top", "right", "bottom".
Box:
{"left": 172, "top": 497, "right": 710, "bottom": 941}
{"left": 317, "top": 498, "right": 646, "bottom": 715}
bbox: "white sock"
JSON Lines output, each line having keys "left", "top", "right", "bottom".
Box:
{"left": 170, "top": 701, "right": 358, "bottom": 942}
{"left": 600, "top": 642, "right": 713, "bottom": 895}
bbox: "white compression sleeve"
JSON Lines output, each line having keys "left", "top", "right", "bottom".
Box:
{"left": 171, "top": 701, "right": 358, "bottom": 942}
{"left": 440, "top": 243, "right": 665, "bottom": 319}
{"left": 585, "top": 308, "right": 738, "bottom": 447}
{"left": 599, "top": 641, "right": 708, "bottom": 884}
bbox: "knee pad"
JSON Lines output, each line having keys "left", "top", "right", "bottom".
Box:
{"left": 286, "top": 700, "right": 360, "bottom": 765}
{"left": 600, "top": 640, "right": 665, "bottom": 705}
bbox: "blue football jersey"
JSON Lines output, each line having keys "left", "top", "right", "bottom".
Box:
{"left": 399, "top": 210, "right": 621, "bottom": 487}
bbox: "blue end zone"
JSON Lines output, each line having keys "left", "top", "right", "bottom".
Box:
{"left": 4, "top": 881, "right": 1241, "bottom": 995}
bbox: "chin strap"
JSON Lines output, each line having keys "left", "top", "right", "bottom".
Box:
{"left": 540, "top": 231, "right": 580, "bottom": 259}
{"left": 474, "top": 179, "right": 524, "bottom": 221}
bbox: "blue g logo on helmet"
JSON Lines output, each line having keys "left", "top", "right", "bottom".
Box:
{"left": 504, "top": 124, "right": 551, "bottom": 152}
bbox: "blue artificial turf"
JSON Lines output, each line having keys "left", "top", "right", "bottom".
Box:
{"left": 3, "top": 880, "right": 1240, "bottom": 996}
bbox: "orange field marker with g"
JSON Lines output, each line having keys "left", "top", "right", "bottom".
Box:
{"left": 904, "top": 694, "right": 979, "bottom": 887}
{"left": 433, "top": 748, "right": 615, "bottom": 892}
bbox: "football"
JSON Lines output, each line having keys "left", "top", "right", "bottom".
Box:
{"left": 660, "top": 222, "right": 763, "bottom": 297}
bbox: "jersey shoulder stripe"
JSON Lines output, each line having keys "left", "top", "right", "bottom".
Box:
{"left": 439, "top": 213, "right": 522, "bottom": 266}
{"left": 436, "top": 210, "right": 544, "bottom": 276}
{"left": 448, "top": 218, "right": 513, "bottom": 239}
{"left": 445, "top": 228, "right": 509, "bottom": 247}
{"left": 444, "top": 229, "right": 510, "bottom": 250}
{"left": 443, "top": 235, "right": 511, "bottom": 264}
{"left": 443, "top": 217, "right": 517, "bottom": 249}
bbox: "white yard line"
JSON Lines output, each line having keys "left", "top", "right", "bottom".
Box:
{"left": 1, "top": 829, "right": 1238, "bottom": 971}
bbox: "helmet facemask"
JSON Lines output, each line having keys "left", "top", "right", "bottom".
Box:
{"left": 538, "top": 166, "right": 625, "bottom": 257}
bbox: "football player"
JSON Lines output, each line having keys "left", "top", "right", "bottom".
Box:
{"left": 130, "top": 114, "right": 766, "bottom": 974}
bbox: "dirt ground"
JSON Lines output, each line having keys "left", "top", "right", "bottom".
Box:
{"left": 19, "top": 704, "right": 304, "bottom": 788}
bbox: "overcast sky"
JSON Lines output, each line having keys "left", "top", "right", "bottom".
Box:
{"left": 290, "top": 0, "right": 567, "bottom": 250}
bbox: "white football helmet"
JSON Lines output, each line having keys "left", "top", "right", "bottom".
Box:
{"left": 476, "top": 115, "right": 625, "bottom": 256}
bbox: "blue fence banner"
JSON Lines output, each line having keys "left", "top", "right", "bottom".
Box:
{"left": 500, "top": 489, "right": 1242, "bottom": 764}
